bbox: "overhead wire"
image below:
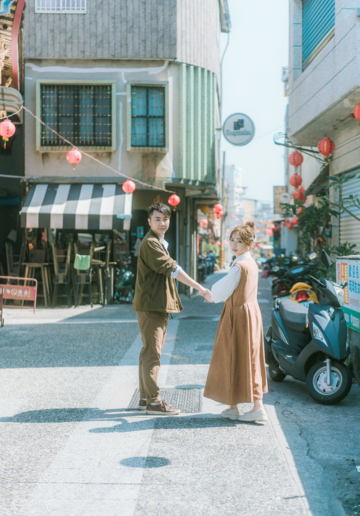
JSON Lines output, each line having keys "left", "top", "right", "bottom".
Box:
{"left": 1, "top": 104, "right": 176, "bottom": 194}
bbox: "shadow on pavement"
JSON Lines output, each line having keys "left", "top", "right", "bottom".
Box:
{"left": 121, "top": 456, "right": 170, "bottom": 468}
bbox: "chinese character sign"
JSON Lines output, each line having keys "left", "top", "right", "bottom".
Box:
{"left": 336, "top": 258, "right": 360, "bottom": 333}
{"left": 0, "top": 284, "right": 37, "bottom": 301}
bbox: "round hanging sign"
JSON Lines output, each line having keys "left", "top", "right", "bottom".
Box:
{"left": 222, "top": 113, "right": 255, "bottom": 146}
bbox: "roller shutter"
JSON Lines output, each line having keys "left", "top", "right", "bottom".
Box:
{"left": 340, "top": 173, "right": 360, "bottom": 252}
{"left": 302, "top": 0, "right": 335, "bottom": 69}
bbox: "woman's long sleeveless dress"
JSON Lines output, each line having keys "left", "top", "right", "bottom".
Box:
{"left": 204, "top": 257, "right": 268, "bottom": 405}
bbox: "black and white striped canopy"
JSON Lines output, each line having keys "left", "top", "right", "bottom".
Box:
{"left": 21, "top": 184, "right": 132, "bottom": 230}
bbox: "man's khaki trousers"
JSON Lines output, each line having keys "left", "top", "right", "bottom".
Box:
{"left": 136, "top": 311, "right": 169, "bottom": 404}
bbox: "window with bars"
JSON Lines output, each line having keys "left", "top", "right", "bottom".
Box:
{"left": 40, "top": 84, "right": 112, "bottom": 148}
{"left": 131, "top": 86, "right": 165, "bottom": 148}
{"left": 35, "top": 0, "right": 86, "bottom": 13}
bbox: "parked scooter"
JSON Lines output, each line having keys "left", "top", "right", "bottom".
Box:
{"left": 114, "top": 256, "right": 135, "bottom": 303}
{"left": 265, "top": 250, "right": 352, "bottom": 405}
{"left": 271, "top": 253, "right": 317, "bottom": 299}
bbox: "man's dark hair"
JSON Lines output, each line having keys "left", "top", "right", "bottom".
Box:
{"left": 148, "top": 203, "right": 171, "bottom": 218}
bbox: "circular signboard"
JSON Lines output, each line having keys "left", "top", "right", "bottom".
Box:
{"left": 223, "top": 113, "right": 255, "bottom": 146}
{"left": 279, "top": 192, "right": 291, "bottom": 204}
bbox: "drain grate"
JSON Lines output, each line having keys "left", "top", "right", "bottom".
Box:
{"left": 127, "top": 388, "right": 202, "bottom": 413}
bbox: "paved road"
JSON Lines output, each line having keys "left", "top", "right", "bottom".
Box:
{"left": 0, "top": 272, "right": 359, "bottom": 515}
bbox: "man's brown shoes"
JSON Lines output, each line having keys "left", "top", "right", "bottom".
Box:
{"left": 145, "top": 400, "right": 180, "bottom": 416}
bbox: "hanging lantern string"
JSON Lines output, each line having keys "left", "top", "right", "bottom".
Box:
{"left": 18, "top": 106, "right": 176, "bottom": 194}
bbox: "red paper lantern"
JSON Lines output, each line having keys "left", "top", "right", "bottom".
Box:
{"left": 168, "top": 194, "right": 180, "bottom": 207}
{"left": 122, "top": 180, "right": 136, "bottom": 194}
{"left": 0, "top": 119, "right": 16, "bottom": 149}
{"left": 213, "top": 203, "right": 223, "bottom": 213}
{"left": 288, "top": 151, "right": 303, "bottom": 167}
{"left": 66, "top": 148, "right": 82, "bottom": 172}
{"left": 215, "top": 210, "right": 224, "bottom": 218}
{"left": 353, "top": 104, "right": 360, "bottom": 123}
{"left": 289, "top": 173, "right": 302, "bottom": 187}
{"left": 216, "top": 240, "right": 221, "bottom": 246}
{"left": 318, "top": 137, "right": 335, "bottom": 158}
{"left": 199, "top": 219, "right": 208, "bottom": 227}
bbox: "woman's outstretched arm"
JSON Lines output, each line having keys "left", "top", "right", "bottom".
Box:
{"left": 207, "top": 266, "right": 241, "bottom": 303}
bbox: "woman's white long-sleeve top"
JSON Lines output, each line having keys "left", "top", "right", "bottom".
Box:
{"left": 211, "top": 251, "right": 252, "bottom": 303}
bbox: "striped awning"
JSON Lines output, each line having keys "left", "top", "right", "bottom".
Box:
{"left": 21, "top": 184, "right": 132, "bottom": 230}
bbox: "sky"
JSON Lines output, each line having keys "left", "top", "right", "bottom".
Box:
{"left": 221, "top": 0, "right": 289, "bottom": 204}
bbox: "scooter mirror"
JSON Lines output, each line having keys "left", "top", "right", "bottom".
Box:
{"left": 320, "top": 250, "right": 331, "bottom": 269}
{"left": 309, "top": 252, "right": 317, "bottom": 261}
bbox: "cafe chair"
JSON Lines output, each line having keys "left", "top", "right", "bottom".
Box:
{"left": 73, "top": 243, "right": 93, "bottom": 308}
{"left": 5, "top": 243, "right": 25, "bottom": 280}
{"left": 103, "top": 240, "right": 117, "bottom": 305}
{"left": 52, "top": 243, "right": 72, "bottom": 308}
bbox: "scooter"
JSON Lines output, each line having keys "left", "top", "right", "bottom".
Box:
{"left": 271, "top": 253, "right": 317, "bottom": 299}
{"left": 265, "top": 250, "right": 352, "bottom": 405}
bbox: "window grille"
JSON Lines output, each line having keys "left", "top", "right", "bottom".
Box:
{"left": 35, "top": 0, "right": 86, "bottom": 14}
{"left": 302, "top": 0, "right": 335, "bottom": 69}
{"left": 131, "top": 86, "right": 165, "bottom": 148}
{"left": 41, "top": 84, "right": 112, "bottom": 147}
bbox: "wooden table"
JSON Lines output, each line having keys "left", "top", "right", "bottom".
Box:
{"left": 23, "top": 263, "right": 52, "bottom": 308}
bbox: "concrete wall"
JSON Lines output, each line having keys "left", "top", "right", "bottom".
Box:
{"left": 23, "top": 60, "right": 182, "bottom": 184}
{"left": 288, "top": 0, "right": 360, "bottom": 146}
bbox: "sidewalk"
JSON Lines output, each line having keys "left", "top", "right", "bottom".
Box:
{"left": 0, "top": 272, "right": 358, "bottom": 515}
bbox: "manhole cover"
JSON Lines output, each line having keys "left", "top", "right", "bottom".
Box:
{"left": 196, "top": 345, "right": 213, "bottom": 351}
{"left": 127, "top": 388, "right": 202, "bottom": 413}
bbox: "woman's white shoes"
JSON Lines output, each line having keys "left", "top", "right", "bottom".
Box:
{"left": 238, "top": 408, "right": 268, "bottom": 423}
{"left": 221, "top": 407, "right": 240, "bottom": 420}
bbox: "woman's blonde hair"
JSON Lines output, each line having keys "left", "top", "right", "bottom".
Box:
{"left": 230, "top": 221, "right": 255, "bottom": 247}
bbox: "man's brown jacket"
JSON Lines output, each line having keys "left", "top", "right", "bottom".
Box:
{"left": 132, "top": 230, "right": 183, "bottom": 313}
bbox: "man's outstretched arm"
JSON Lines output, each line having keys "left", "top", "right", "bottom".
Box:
{"left": 176, "top": 269, "right": 210, "bottom": 298}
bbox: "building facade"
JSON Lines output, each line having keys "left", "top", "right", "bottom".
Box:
{"left": 288, "top": 0, "right": 360, "bottom": 252}
{"left": 18, "top": 0, "right": 230, "bottom": 292}
{"left": 287, "top": 0, "right": 360, "bottom": 379}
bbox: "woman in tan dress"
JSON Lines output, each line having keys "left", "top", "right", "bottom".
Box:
{"left": 204, "top": 222, "right": 268, "bottom": 423}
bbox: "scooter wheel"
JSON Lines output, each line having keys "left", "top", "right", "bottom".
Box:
{"left": 269, "top": 367, "right": 286, "bottom": 382}
{"left": 306, "top": 361, "right": 352, "bottom": 405}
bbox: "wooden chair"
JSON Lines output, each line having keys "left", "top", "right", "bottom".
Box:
{"left": 102, "top": 240, "right": 116, "bottom": 305}
{"left": 5, "top": 243, "right": 25, "bottom": 280}
{"left": 73, "top": 242, "right": 93, "bottom": 308}
{"left": 52, "top": 243, "right": 72, "bottom": 307}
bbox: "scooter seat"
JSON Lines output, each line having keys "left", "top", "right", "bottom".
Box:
{"left": 279, "top": 299, "right": 308, "bottom": 332}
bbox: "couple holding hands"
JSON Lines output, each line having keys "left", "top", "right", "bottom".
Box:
{"left": 133, "top": 203, "right": 268, "bottom": 423}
